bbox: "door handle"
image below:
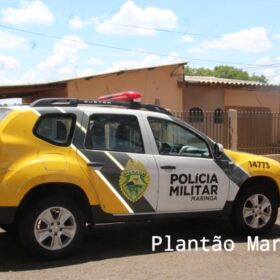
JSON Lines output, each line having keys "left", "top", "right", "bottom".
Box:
{"left": 87, "top": 162, "right": 105, "bottom": 168}
{"left": 160, "top": 165, "right": 176, "bottom": 170}
{"left": 219, "top": 160, "right": 234, "bottom": 166}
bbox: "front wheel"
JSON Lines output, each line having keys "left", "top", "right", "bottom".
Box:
{"left": 231, "top": 185, "right": 278, "bottom": 235}
{"left": 18, "top": 196, "right": 86, "bottom": 259}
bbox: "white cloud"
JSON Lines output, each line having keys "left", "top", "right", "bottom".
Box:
{"left": 69, "top": 15, "right": 99, "bottom": 29}
{"left": 254, "top": 56, "right": 272, "bottom": 65}
{"left": 76, "top": 67, "right": 95, "bottom": 77}
{"left": 0, "top": 76, "right": 19, "bottom": 85}
{"left": 107, "top": 51, "right": 182, "bottom": 72}
{"left": 22, "top": 35, "right": 88, "bottom": 83}
{"left": 263, "top": 68, "right": 280, "bottom": 84}
{"left": 1, "top": 1, "right": 54, "bottom": 25}
{"left": 273, "top": 33, "right": 280, "bottom": 40}
{"left": 95, "top": 1, "right": 177, "bottom": 36}
{"left": 0, "top": 30, "right": 29, "bottom": 49}
{"left": 0, "top": 55, "right": 20, "bottom": 71}
{"left": 0, "top": 55, "right": 21, "bottom": 85}
{"left": 181, "top": 34, "right": 193, "bottom": 43}
{"left": 88, "top": 57, "right": 103, "bottom": 65}
{"left": 52, "top": 36, "right": 88, "bottom": 55}
{"left": 199, "top": 27, "right": 272, "bottom": 53}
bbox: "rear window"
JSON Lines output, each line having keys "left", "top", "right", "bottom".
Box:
{"left": 33, "top": 114, "right": 76, "bottom": 146}
{"left": 0, "top": 108, "right": 11, "bottom": 121}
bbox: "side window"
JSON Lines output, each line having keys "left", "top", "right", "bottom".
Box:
{"left": 85, "top": 114, "right": 144, "bottom": 153}
{"left": 34, "top": 114, "right": 76, "bottom": 146}
{"left": 148, "top": 117, "right": 210, "bottom": 158}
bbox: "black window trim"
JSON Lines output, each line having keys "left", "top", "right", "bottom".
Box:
{"left": 33, "top": 113, "right": 76, "bottom": 147}
{"left": 85, "top": 113, "right": 145, "bottom": 154}
{"left": 147, "top": 116, "right": 213, "bottom": 159}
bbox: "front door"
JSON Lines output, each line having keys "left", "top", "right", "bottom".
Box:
{"left": 145, "top": 116, "right": 230, "bottom": 212}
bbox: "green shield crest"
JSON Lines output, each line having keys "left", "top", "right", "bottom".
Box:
{"left": 119, "top": 160, "right": 151, "bottom": 202}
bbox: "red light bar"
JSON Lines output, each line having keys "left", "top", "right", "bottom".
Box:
{"left": 98, "top": 91, "right": 142, "bottom": 102}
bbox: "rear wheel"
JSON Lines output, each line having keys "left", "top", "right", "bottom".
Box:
{"left": 231, "top": 185, "right": 278, "bottom": 235}
{"left": 18, "top": 196, "right": 86, "bottom": 259}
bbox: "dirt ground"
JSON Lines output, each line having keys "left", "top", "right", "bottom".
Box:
{"left": 0, "top": 212, "right": 279, "bottom": 280}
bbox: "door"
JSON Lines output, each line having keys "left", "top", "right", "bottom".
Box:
{"left": 145, "top": 116, "right": 230, "bottom": 212}
{"left": 78, "top": 110, "right": 159, "bottom": 215}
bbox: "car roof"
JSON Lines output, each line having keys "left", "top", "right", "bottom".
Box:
{"left": 29, "top": 98, "right": 172, "bottom": 116}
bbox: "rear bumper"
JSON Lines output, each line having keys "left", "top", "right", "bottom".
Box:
{"left": 0, "top": 207, "right": 17, "bottom": 225}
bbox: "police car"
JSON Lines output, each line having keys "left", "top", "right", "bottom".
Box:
{"left": 0, "top": 91, "right": 279, "bottom": 258}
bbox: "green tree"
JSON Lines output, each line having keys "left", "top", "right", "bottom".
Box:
{"left": 184, "top": 65, "right": 268, "bottom": 83}
{"left": 184, "top": 66, "right": 213, "bottom": 76}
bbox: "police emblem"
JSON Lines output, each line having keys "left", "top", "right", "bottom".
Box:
{"left": 119, "top": 160, "right": 151, "bottom": 202}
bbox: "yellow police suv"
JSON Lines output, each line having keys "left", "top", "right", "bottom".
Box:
{"left": 0, "top": 91, "right": 279, "bottom": 258}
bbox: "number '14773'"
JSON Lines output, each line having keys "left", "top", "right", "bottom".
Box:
{"left": 248, "top": 161, "right": 270, "bottom": 169}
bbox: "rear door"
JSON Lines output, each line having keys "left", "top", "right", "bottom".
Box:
{"left": 77, "top": 108, "right": 159, "bottom": 215}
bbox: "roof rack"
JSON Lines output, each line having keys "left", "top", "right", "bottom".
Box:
{"left": 30, "top": 98, "right": 172, "bottom": 115}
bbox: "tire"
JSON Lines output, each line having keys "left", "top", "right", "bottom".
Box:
{"left": 231, "top": 185, "right": 278, "bottom": 235}
{"left": 0, "top": 224, "right": 17, "bottom": 234}
{"left": 18, "top": 195, "right": 86, "bottom": 259}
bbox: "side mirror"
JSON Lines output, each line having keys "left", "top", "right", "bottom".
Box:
{"left": 214, "top": 143, "right": 224, "bottom": 157}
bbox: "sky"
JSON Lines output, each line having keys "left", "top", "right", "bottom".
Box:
{"left": 0, "top": 0, "right": 280, "bottom": 89}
